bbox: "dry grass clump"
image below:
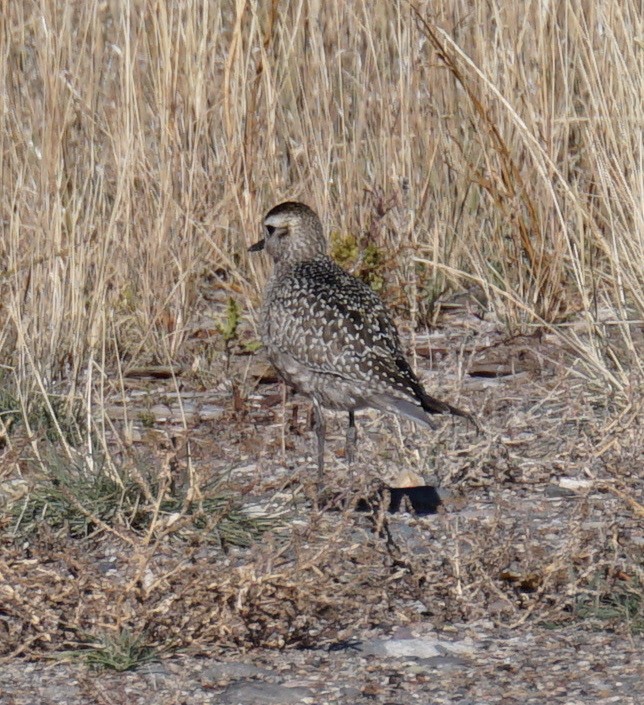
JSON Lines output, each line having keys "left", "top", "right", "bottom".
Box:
{"left": 2, "top": 473, "right": 641, "bottom": 661}
{"left": 0, "top": 0, "right": 642, "bottom": 664}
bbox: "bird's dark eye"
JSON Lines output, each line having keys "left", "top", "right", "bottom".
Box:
{"left": 266, "top": 224, "right": 290, "bottom": 238}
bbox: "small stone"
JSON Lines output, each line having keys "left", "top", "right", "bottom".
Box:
{"left": 219, "top": 682, "right": 316, "bottom": 704}
{"left": 201, "top": 662, "right": 269, "bottom": 682}
{"left": 359, "top": 636, "right": 475, "bottom": 660}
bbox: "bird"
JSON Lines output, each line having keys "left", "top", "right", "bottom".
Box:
{"left": 249, "top": 201, "right": 477, "bottom": 477}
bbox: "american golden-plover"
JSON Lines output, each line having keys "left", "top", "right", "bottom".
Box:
{"left": 249, "top": 201, "right": 476, "bottom": 475}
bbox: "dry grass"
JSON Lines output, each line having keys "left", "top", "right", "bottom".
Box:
{"left": 0, "top": 0, "right": 642, "bottom": 662}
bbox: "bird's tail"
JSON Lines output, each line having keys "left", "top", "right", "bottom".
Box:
{"left": 418, "top": 389, "right": 480, "bottom": 431}
{"left": 372, "top": 391, "right": 480, "bottom": 432}
{"left": 370, "top": 356, "right": 481, "bottom": 431}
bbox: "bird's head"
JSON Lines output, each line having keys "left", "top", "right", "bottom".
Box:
{"left": 249, "top": 201, "right": 326, "bottom": 265}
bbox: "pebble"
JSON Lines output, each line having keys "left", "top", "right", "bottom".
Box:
{"left": 219, "top": 682, "right": 316, "bottom": 704}
{"left": 201, "top": 662, "right": 270, "bottom": 682}
{"left": 358, "top": 636, "right": 476, "bottom": 660}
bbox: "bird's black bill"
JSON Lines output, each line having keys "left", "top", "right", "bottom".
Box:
{"left": 248, "top": 239, "right": 265, "bottom": 252}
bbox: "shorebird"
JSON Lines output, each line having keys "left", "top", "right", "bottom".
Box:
{"left": 249, "top": 201, "right": 476, "bottom": 475}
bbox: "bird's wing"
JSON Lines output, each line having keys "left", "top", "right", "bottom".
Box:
{"left": 265, "top": 259, "right": 478, "bottom": 427}
{"left": 266, "top": 261, "right": 405, "bottom": 376}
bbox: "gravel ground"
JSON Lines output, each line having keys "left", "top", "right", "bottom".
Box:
{"left": 2, "top": 322, "right": 642, "bottom": 704}
{"left": 2, "top": 624, "right": 642, "bottom": 704}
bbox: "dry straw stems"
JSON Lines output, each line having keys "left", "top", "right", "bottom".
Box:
{"left": 1, "top": 0, "right": 641, "bottom": 395}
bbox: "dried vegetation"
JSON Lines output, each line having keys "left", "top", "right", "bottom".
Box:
{"left": 0, "top": 0, "right": 642, "bottom": 667}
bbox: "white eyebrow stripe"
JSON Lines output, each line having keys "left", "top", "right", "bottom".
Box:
{"left": 264, "top": 215, "right": 285, "bottom": 227}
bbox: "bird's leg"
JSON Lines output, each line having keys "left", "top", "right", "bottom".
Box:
{"left": 311, "top": 397, "right": 326, "bottom": 479}
{"left": 345, "top": 410, "right": 357, "bottom": 464}
{"left": 279, "top": 382, "right": 288, "bottom": 464}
